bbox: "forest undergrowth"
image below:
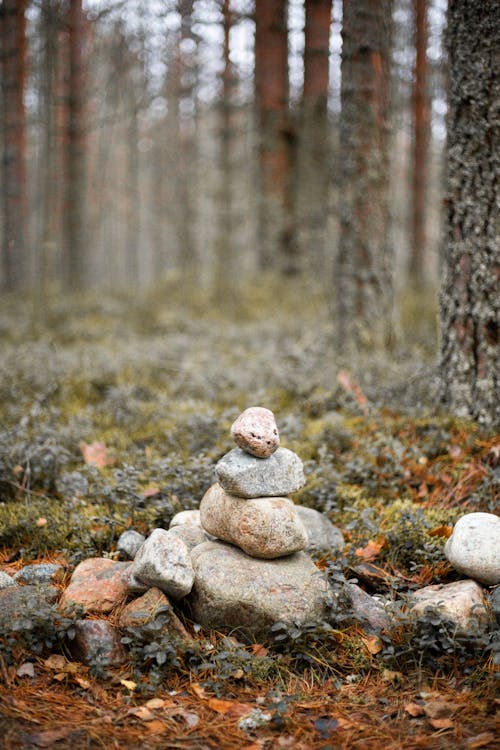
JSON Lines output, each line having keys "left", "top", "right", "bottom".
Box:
{"left": 0, "top": 278, "right": 498, "bottom": 749}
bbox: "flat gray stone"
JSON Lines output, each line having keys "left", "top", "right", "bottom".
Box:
{"left": 410, "top": 579, "right": 489, "bottom": 634}
{"left": 295, "top": 506, "right": 344, "bottom": 556}
{"left": 200, "top": 483, "right": 307, "bottom": 558}
{"left": 117, "top": 529, "right": 145, "bottom": 559}
{"left": 215, "top": 447, "right": 305, "bottom": 498}
{"left": 130, "top": 528, "right": 194, "bottom": 599}
{"left": 344, "top": 583, "right": 391, "bottom": 633}
{"left": 445, "top": 512, "right": 500, "bottom": 585}
{"left": 0, "top": 571, "right": 17, "bottom": 590}
{"left": 187, "top": 541, "right": 331, "bottom": 639}
{"left": 14, "top": 563, "right": 64, "bottom": 585}
{"left": 230, "top": 406, "right": 280, "bottom": 458}
{"left": 0, "top": 584, "right": 59, "bottom": 632}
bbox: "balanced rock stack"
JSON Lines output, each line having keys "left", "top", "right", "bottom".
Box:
{"left": 187, "top": 407, "right": 332, "bottom": 637}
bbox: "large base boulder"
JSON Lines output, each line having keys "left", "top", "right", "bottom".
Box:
{"left": 187, "top": 541, "right": 332, "bottom": 639}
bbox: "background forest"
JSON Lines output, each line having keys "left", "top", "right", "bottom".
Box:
{"left": 0, "top": 1, "right": 498, "bottom": 749}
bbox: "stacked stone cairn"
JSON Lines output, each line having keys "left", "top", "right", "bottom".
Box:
{"left": 188, "top": 407, "right": 333, "bottom": 637}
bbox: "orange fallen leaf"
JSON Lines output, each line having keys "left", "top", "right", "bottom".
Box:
{"left": 189, "top": 682, "right": 207, "bottom": 699}
{"left": 80, "top": 441, "right": 113, "bottom": 468}
{"left": 355, "top": 538, "right": 386, "bottom": 562}
{"left": 145, "top": 720, "right": 167, "bottom": 734}
{"left": 145, "top": 698, "right": 170, "bottom": 710}
{"left": 250, "top": 643, "right": 269, "bottom": 658}
{"left": 24, "top": 728, "right": 73, "bottom": 747}
{"left": 143, "top": 484, "right": 161, "bottom": 498}
{"left": 429, "top": 718, "right": 454, "bottom": 731}
{"left": 207, "top": 697, "right": 238, "bottom": 714}
{"left": 337, "top": 370, "right": 369, "bottom": 410}
{"left": 404, "top": 702, "right": 425, "bottom": 717}
{"left": 465, "top": 732, "right": 497, "bottom": 748}
{"left": 129, "top": 706, "right": 156, "bottom": 722}
{"left": 36, "top": 517, "right": 47, "bottom": 527}
{"left": 361, "top": 634, "right": 383, "bottom": 655}
{"left": 423, "top": 700, "right": 459, "bottom": 719}
{"left": 428, "top": 525, "right": 453, "bottom": 538}
{"left": 296, "top": 700, "right": 326, "bottom": 709}
{"left": 44, "top": 655, "right": 67, "bottom": 671}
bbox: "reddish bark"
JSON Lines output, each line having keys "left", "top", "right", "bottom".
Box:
{"left": 1, "top": 0, "right": 28, "bottom": 289}
{"left": 409, "top": 0, "right": 430, "bottom": 284}
{"left": 255, "top": 0, "right": 293, "bottom": 270}
{"left": 303, "top": 0, "right": 331, "bottom": 104}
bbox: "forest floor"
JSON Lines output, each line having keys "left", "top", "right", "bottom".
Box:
{"left": 0, "top": 278, "right": 498, "bottom": 749}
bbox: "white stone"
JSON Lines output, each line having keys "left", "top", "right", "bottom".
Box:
{"left": 130, "top": 528, "right": 194, "bottom": 599}
{"left": 444, "top": 512, "right": 500, "bottom": 585}
{"left": 199, "top": 483, "right": 308, "bottom": 559}
{"left": 215, "top": 446, "right": 305, "bottom": 498}
{"left": 410, "top": 579, "right": 489, "bottom": 634}
{"left": 117, "top": 529, "right": 145, "bottom": 559}
{"left": 0, "top": 571, "right": 17, "bottom": 590}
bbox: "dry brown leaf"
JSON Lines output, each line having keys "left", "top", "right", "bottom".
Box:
{"left": 74, "top": 675, "right": 91, "bottom": 690}
{"left": 129, "top": 706, "right": 156, "bottom": 722}
{"left": 355, "top": 539, "right": 386, "bottom": 562}
{"left": 464, "top": 732, "right": 497, "bottom": 748}
{"left": 145, "top": 720, "right": 167, "bottom": 734}
{"left": 404, "top": 702, "right": 425, "bottom": 717}
{"left": 80, "top": 441, "right": 113, "bottom": 468}
{"left": 250, "top": 644, "right": 269, "bottom": 658}
{"left": 361, "top": 634, "right": 383, "bottom": 655}
{"left": 36, "top": 517, "right": 47, "bottom": 527}
{"left": 428, "top": 718, "right": 454, "bottom": 731}
{"left": 145, "top": 698, "right": 168, "bottom": 710}
{"left": 207, "top": 697, "right": 238, "bottom": 714}
{"left": 423, "top": 700, "right": 459, "bottom": 719}
{"left": 296, "top": 700, "right": 326, "bottom": 709}
{"left": 428, "top": 525, "right": 453, "bottom": 538}
{"left": 44, "top": 655, "right": 67, "bottom": 671}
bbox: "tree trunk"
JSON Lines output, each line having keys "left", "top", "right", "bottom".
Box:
{"left": 335, "top": 0, "right": 393, "bottom": 353}
{"left": 439, "top": 0, "right": 499, "bottom": 427}
{"left": 409, "top": 0, "right": 430, "bottom": 285}
{"left": 63, "top": 0, "right": 87, "bottom": 290}
{"left": 213, "top": 0, "right": 235, "bottom": 300}
{"left": 1, "top": 0, "right": 28, "bottom": 290}
{"left": 255, "top": 0, "right": 294, "bottom": 272}
{"left": 296, "top": 0, "right": 332, "bottom": 276}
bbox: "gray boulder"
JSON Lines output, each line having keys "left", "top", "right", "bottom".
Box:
{"left": 0, "top": 571, "right": 17, "bottom": 590}
{"left": 410, "top": 579, "right": 489, "bottom": 634}
{"left": 117, "top": 529, "right": 145, "bottom": 559}
{"left": 445, "top": 512, "right": 500, "bottom": 585}
{"left": 295, "top": 505, "right": 344, "bottom": 556}
{"left": 215, "top": 446, "right": 305, "bottom": 498}
{"left": 200, "top": 483, "right": 307, "bottom": 558}
{"left": 187, "top": 540, "right": 331, "bottom": 639}
{"left": 130, "top": 528, "right": 194, "bottom": 599}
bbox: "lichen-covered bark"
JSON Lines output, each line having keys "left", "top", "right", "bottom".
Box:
{"left": 1, "top": 0, "right": 28, "bottom": 290}
{"left": 295, "top": 0, "right": 332, "bottom": 275}
{"left": 439, "top": 0, "right": 499, "bottom": 427}
{"left": 335, "top": 0, "right": 393, "bottom": 352}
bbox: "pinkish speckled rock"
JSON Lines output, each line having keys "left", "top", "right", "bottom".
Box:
{"left": 230, "top": 407, "right": 279, "bottom": 458}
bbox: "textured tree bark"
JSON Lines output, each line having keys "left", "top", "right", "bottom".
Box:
{"left": 335, "top": 0, "right": 393, "bottom": 353}
{"left": 296, "top": 0, "right": 332, "bottom": 275}
{"left": 213, "top": 0, "right": 236, "bottom": 299}
{"left": 63, "top": 0, "right": 88, "bottom": 289}
{"left": 409, "top": 0, "right": 430, "bottom": 285}
{"left": 439, "top": 0, "right": 499, "bottom": 427}
{"left": 255, "top": 0, "right": 294, "bottom": 272}
{"left": 1, "top": 0, "right": 28, "bottom": 290}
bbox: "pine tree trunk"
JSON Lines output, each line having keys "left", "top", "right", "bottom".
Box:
{"left": 409, "top": 0, "right": 430, "bottom": 285}
{"left": 1, "top": 0, "right": 28, "bottom": 290}
{"left": 63, "top": 0, "right": 87, "bottom": 290}
{"left": 335, "top": 0, "right": 393, "bottom": 353}
{"left": 255, "top": 0, "right": 294, "bottom": 272}
{"left": 439, "top": 0, "right": 499, "bottom": 427}
{"left": 296, "top": 0, "right": 332, "bottom": 275}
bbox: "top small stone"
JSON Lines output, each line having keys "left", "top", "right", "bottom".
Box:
{"left": 230, "top": 406, "right": 279, "bottom": 458}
